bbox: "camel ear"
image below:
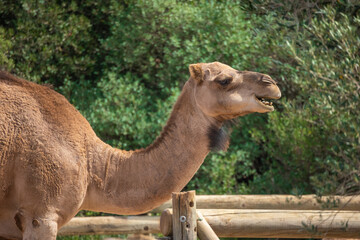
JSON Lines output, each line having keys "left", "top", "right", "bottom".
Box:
{"left": 189, "top": 63, "right": 204, "bottom": 83}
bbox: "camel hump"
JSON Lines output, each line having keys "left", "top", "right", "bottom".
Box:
{"left": 0, "top": 70, "right": 18, "bottom": 81}
{"left": 0, "top": 71, "right": 94, "bottom": 134}
{"left": 0, "top": 71, "right": 55, "bottom": 90}
{"left": 0, "top": 71, "right": 28, "bottom": 86}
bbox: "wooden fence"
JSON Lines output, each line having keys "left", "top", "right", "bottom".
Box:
{"left": 59, "top": 191, "right": 360, "bottom": 239}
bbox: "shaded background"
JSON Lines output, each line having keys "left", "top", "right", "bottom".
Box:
{"left": 0, "top": 0, "right": 359, "bottom": 239}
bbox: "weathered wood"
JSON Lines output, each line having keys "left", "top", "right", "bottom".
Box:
{"left": 160, "top": 208, "right": 173, "bottom": 236}
{"left": 151, "top": 195, "right": 360, "bottom": 213}
{"left": 161, "top": 209, "right": 219, "bottom": 239}
{"left": 58, "top": 194, "right": 360, "bottom": 238}
{"left": 172, "top": 193, "right": 181, "bottom": 239}
{"left": 172, "top": 191, "right": 197, "bottom": 240}
{"left": 197, "top": 211, "right": 219, "bottom": 240}
{"left": 161, "top": 209, "right": 360, "bottom": 238}
{"left": 58, "top": 216, "right": 160, "bottom": 236}
{"left": 179, "top": 191, "right": 196, "bottom": 239}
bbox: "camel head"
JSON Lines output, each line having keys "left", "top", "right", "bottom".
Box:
{"left": 189, "top": 62, "right": 281, "bottom": 120}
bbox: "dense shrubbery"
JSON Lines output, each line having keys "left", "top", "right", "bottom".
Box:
{"left": 1, "top": 1, "right": 360, "bottom": 238}
{"left": 241, "top": 2, "right": 360, "bottom": 195}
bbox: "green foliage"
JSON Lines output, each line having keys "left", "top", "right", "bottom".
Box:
{"left": 0, "top": 27, "right": 13, "bottom": 69}
{"left": 86, "top": 71, "right": 179, "bottom": 149}
{"left": 247, "top": 4, "right": 360, "bottom": 195}
{"left": 188, "top": 149, "right": 254, "bottom": 195}
{"left": 104, "top": 0, "right": 271, "bottom": 89}
{"left": 0, "top": 0, "right": 112, "bottom": 86}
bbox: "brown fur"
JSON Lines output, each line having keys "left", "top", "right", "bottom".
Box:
{"left": 0, "top": 62, "right": 280, "bottom": 239}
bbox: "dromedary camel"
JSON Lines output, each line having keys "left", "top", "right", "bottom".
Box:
{"left": 0, "top": 62, "right": 281, "bottom": 239}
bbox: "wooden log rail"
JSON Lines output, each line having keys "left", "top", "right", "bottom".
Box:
{"left": 58, "top": 216, "right": 160, "bottom": 236}
{"left": 160, "top": 209, "right": 360, "bottom": 238}
{"left": 58, "top": 193, "right": 360, "bottom": 238}
{"left": 152, "top": 195, "right": 360, "bottom": 213}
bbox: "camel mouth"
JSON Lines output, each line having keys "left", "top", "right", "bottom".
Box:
{"left": 255, "top": 95, "right": 275, "bottom": 110}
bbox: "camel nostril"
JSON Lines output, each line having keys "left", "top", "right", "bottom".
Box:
{"left": 260, "top": 75, "right": 276, "bottom": 85}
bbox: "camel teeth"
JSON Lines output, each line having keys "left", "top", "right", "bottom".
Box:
{"left": 258, "top": 97, "right": 273, "bottom": 106}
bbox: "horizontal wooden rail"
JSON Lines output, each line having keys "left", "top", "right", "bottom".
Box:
{"left": 151, "top": 195, "right": 360, "bottom": 213}
{"left": 58, "top": 216, "right": 160, "bottom": 236}
{"left": 160, "top": 209, "right": 360, "bottom": 238}
{"left": 57, "top": 194, "right": 360, "bottom": 238}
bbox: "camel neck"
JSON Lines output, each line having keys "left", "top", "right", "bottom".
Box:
{"left": 82, "top": 80, "right": 222, "bottom": 214}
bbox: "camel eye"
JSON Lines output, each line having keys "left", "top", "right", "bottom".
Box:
{"left": 216, "top": 77, "right": 232, "bottom": 86}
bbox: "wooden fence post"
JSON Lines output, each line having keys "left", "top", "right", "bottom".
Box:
{"left": 172, "top": 191, "right": 197, "bottom": 240}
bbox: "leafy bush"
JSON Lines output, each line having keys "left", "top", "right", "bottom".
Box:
{"left": 246, "top": 5, "right": 360, "bottom": 195}
{"left": 0, "top": 27, "right": 13, "bottom": 69}
{"left": 0, "top": 0, "right": 112, "bottom": 86}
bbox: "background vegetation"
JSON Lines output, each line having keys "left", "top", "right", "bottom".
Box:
{"left": 1, "top": 0, "right": 359, "bottom": 239}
